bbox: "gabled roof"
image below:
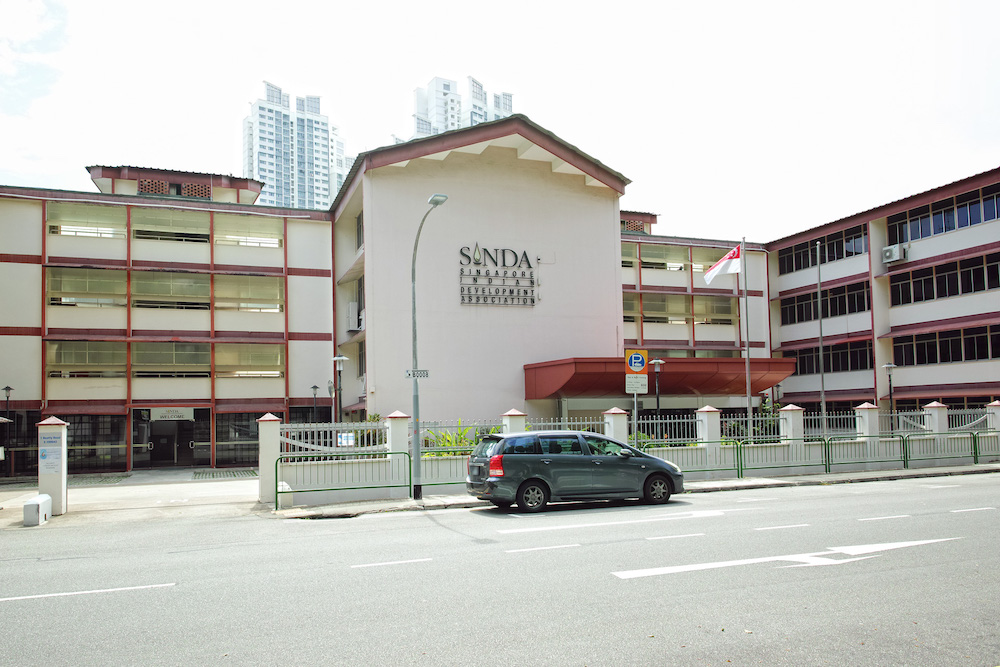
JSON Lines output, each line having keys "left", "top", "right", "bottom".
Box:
{"left": 331, "top": 114, "right": 629, "bottom": 218}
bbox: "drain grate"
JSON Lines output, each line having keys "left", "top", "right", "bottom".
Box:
{"left": 194, "top": 469, "right": 258, "bottom": 480}
{"left": 69, "top": 475, "right": 131, "bottom": 486}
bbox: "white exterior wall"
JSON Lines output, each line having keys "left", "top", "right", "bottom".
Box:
{"left": 358, "top": 147, "right": 623, "bottom": 419}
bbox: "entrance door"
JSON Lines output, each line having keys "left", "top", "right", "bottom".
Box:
{"left": 149, "top": 421, "right": 178, "bottom": 466}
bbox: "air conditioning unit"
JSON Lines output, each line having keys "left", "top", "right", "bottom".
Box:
{"left": 358, "top": 309, "right": 366, "bottom": 332}
{"left": 347, "top": 302, "right": 360, "bottom": 331}
{"left": 881, "top": 244, "right": 906, "bottom": 263}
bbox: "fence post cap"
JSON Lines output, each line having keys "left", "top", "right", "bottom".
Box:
{"left": 603, "top": 407, "right": 628, "bottom": 415}
{"left": 37, "top": 416, "right": 69, "bottom": 427}
{"left": 988, "top": 400, "right": 1000, "bottom": 407}
{"left": 778, "top": 404, "right": 804, "bottom": 412}
{"left": 923, "top": 401, "right": 947, "bottom": 408}
{"left": 386, "top": 410, "right": 410, "bottom": 420}
{"left": 854, "top": 402, "right": 879, "bottom": 410}
{"left": 257, "top": 413, "right": 281, "bottom": 423}
{"left": 696, "top": 405, "right": 720, "bottom": 413}
{"left": 502, "top": 408, "right": 526, "bottom": 417}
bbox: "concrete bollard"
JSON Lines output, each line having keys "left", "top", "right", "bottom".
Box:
{"left": 24, "top": 494, "right": 52, "bottom": 527}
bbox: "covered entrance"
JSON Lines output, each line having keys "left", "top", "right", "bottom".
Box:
{"left": 132, "top": 407, "right": 212, "bottom": 468}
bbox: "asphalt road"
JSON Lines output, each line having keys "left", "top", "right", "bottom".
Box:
{"left": 2, "top": 475, "right": 998, "bottom": 666}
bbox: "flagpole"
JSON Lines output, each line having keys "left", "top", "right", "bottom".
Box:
{"left": 742, "top": 238, "right": 751, "bottom": 444}
{"left": 816, "top": 241, "right": 827, "bottom": 439}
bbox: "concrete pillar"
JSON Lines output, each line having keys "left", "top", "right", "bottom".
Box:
{"left": 257, "top": 413, "right": 281, "bottom": 505}
{"left": 502, "top": 409, "right": 527, "bottom": 433}
{"left": 696, "top": 406, "right": 721, "bottom": 443}
{"left": 604, "top": 407, "right": 629, "bottom": 443}
{"left": 923, "top": 401, "right": 948, "bottom": 434}
{"left": 855, "top": 402, "right": 880, "bottom": 439}
{"left": 779, "top": 404, "right": 805, "bottom": 441}
{"left": 855, "top": 402, "right": 880, "bottom": 470}
{"left": 386, "top": 411, "right": 410, "bottom": 453}
{"left": 986, "top": 401, "right": 1000, "bottom": 431}
{"left": 37, "top": 416, "right": 68, "bottom": 515}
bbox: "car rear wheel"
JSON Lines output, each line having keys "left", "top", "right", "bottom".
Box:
{"left": 644, "top": 475, "right": 672, "bottom": 504}
{"left": 490, "top": 500, "right": 512, "bottom": 509}
{"left": 516, "top": 480, "right": 549, "bottom": 512}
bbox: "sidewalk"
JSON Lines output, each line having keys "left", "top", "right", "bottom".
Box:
{"left": 3, "top": 463, "right": 1000, "bottom": 527}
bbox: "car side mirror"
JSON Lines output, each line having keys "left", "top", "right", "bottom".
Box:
{"left": 618, "top": 449, "right": 634, "bottom": 458}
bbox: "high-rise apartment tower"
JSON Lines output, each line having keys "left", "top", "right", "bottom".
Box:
{"left": 242, "top": 82, "right": 349, "bottom": 209}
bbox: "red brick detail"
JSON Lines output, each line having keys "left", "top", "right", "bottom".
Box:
{"left": 138, "top": 179, "right": 168, "bottom": 195}
{"left": 182, "top": 183, "right": 212, "bottom": 199}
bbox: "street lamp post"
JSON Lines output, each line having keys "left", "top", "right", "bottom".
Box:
{"left": 3, "top": 385, "right": 10, "bottom": 455}
{"left": 411, "top": 193, "right": 448, "bottom": 501}
{"left": 332, "top": 355, "right": 349, "bottom": 424}
{"left": 310, "top": 385, "right": 319, "bottom": 423}
{"left": 649, "top": 359, "right": 664, "bottom": 439}
{"left": 882, "top": 363, "right": 896, "bottom": 433}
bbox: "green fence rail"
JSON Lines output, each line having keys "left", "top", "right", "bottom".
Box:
{"left": 274, "top": 451, "right": 411, "bottom": 510}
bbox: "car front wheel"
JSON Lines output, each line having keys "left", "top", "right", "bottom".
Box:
{"left": 644, "top": 475, "right": 672, "bottom": 504}
{"left": 516, "top": 480, "right": 549, "bottom": 512}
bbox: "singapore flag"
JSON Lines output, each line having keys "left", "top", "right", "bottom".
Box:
{"left": 704, "top": 244, "right": 742, "bottom": 285}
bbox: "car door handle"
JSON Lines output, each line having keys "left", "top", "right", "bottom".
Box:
{"left": 541, "top": 459, "right": 553, "bottom": 464}
{"left": 593, "top": 460, "right": 602, "bottom": 465}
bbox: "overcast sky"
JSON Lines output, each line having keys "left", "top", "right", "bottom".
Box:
{"left": 2, "top": 0, "right": 999, "bottom": 243}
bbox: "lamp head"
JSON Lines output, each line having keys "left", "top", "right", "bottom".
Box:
{"left": 427, "top": 193, "right": 448, "bottom": 207}
{"left": 2, "top": 386, "right": 10, "bottom": 399}
{"left": 882, "top": 363, "right": 897, "bottom": 375}
{"left": 311, "top": 385, "right": 319, "bottom": 396}
{"left": 332, "top": 355, "right": 349, "bottom": 370}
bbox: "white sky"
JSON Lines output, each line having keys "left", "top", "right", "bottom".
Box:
{"left": 2, "top": 0, "right": 999, "bottom": 243}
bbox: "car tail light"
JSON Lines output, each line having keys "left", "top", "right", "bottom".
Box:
{"left": 489, "top": 454, "right": 504, "bottom": 477}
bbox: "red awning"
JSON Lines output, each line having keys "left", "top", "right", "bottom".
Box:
{"left": 524, "top": 357, "right": 797, "bottom": 400}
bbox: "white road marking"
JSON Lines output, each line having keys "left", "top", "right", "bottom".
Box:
{"left": 497, "top": 509, "right": 753, "bottom": 534}
{"left": 646, "top": 533, "right": 705, "bottom": 541}
{"left": 950, "top": 507, "right": 996, "bottom": 513}
{"left": 350, "top": 558, "right": 432, "bottom": 569}
{"left": 505, "top": 544, "right": 580, "bottom": 553}
{"left": 737, "top": 498, "right": 777, "bottom": 503}
{"left": 0, "top": 583, "right": 175, "bottom": 603}
{"left": 922, "top": 484, "right": 960, "bottom": 489}
{"left": 858, "top": 515, "right": 911, "bottom": 521}
{"left": 612, "top": 538, "right": 961, "bottom": 579}
{"left": 754, "top": 524, "right": 810, "bottom": 531}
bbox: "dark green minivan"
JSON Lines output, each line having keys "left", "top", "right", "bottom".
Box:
{"left": 466, "top": 430, "right": 684, "bottom": 512}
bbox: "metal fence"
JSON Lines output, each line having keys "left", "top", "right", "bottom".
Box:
{"left": 948, "top": 409, "right": 989, "bottom": 431}
{"left": 804, "top": 411, "right": 858, "bottom": 437}
{"left": 526, "top": 416, "right": 605, "bottom": 433}
{"left": 279, "top": 421, "right": 386, "bottom": 455}
{"left": 634, "top": 414, "right": 699, "bottom": 446}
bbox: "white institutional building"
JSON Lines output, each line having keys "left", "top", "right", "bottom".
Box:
{"left": 411, "top": 76, "right": 514, "bottom": 139}
{"left": 1, "top": 114, "right": 998, "bottom": 477}
{"left": 242, "top": 82, "right": 350, "bottom": 209}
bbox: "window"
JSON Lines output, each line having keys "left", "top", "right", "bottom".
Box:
{"left": 960, "top": 257, "right": 986, "bottom": 293}
{"left": 355, "top": 212, "right": 364, "bottom": 251}
{"left": 214, "top": 275, "right": 284, "bottom": 312}
{"left": 911, "top": 268, "right": 934, "bottom": 302}
{"left": 890, "top": 273, "right": 912, "bottom": 306}
{"left": 963, "top": 327, "right": 989, "bottom": 361}
{"left": 846, "top": 282, "right": 870, "bottom": 313}
{"left": 132, "top": 208, "right": 209, "bottom": 243}
{"left": 584, "top": 435, "right": 625, "bottom": 456}
{"left": 215, "top": 343, "right": 284, "bottom": 378}
{"left": 132, "top": 342, "right": 210, "bottom": 377}
{"left": 132, "top": 271, "right": 210, "bottom": 310}
{"left": 502, "top": 436, "right": 540, "bottom": 455}
{"left": 47, "top": 267, "right": 126, "bottom": 307}
{"left": 938, "top": 331, "right": 962, "bottom": 363}
{"left": 46, "top": 341, "right": 126, "bottom": 377}
{"left": 47, "top": 202, "right": 126, "bottom": 238}
{"left": 935, "top": 262, "right": 959, "bottom": 298}
{"left": 215, "top": 213, "right": 282, "bottom": 248}
{"left": 537, "top": 434, "right": 583, "bottom": 455}
{"left": 914, "top": 334, "right": 938, "bottom": 365}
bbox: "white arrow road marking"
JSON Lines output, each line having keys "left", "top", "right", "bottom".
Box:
{"left": 612, "top": 538, "right": 960, "bottom": 579}
{"left": 497, "top": 509, "right": 754, "bottom": 534}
